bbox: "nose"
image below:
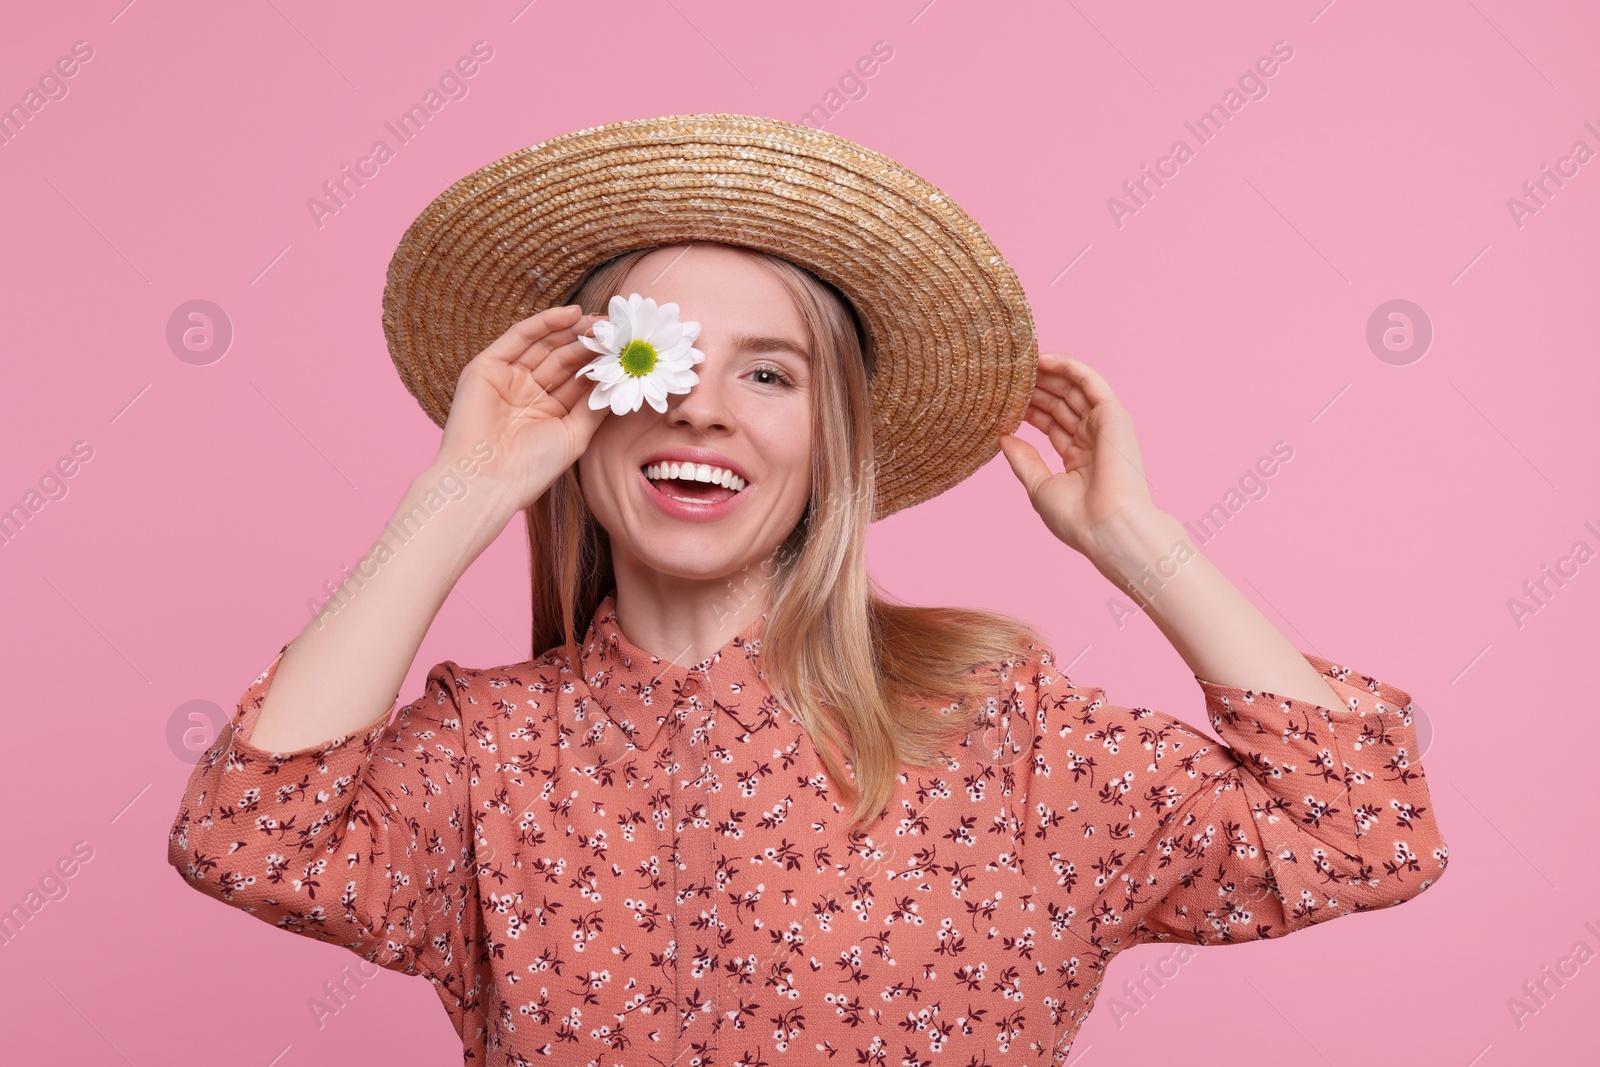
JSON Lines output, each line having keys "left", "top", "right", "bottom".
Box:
{"left": 666, "top": 353, "right": 732, "bottom": 433}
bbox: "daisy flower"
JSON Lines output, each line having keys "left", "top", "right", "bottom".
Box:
{"left": 574, "top": 293, "right": 706, "bottom": 415}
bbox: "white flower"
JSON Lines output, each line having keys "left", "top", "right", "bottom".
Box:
{"left": 574, "top": 293, "right": 705, "bottom": 415}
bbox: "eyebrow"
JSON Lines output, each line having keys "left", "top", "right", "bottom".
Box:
{"left": 728, "top": 332, "right": 811, "bottom": 363}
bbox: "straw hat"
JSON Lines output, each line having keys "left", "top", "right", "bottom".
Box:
{"left": 381, "top": 112, "right": 1038, "bottom": 521}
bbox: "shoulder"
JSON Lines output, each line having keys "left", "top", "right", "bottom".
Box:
{"left": 402, "top": 647, "right": 578, "bottom": 722}
{"left": 996, "top": 642, "right": 1220, "bottom": 778}
{"left": 970, "top": 636, "right": 1083, "bottom": 699}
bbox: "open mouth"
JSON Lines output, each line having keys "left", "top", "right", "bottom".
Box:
{"left": 642, "top": 461, "right": 747, "bottom": 505}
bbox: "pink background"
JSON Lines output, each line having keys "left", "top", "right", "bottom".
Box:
{"left": 3, "top": 1, "right": 1596, "bottom": 1063}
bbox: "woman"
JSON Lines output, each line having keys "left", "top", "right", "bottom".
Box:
{"left": 168, "top": 115, "right": 1447, "bottom": 1062}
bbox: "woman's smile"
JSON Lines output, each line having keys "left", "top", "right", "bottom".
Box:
{"left": 639, "top": 448, "right": 751, "bottom": 499}
{"left": 637, "top": 464, "right": 749, "bottom": 520}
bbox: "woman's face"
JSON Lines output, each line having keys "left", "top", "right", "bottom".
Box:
{"left": 577, "top": 243, "right": 814, "bottom": 593}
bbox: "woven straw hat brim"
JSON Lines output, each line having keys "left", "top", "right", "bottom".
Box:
{"left": 381, "top": 112, "right": 1038, "bottom": 521}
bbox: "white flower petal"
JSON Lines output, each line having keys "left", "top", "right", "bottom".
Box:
{"left": 631, "top": 298, "right": 659, "bottom": 340}
{"left": 655, "top": 338, "right": 693, "bottom": 362}
{"left": 658, "top": 347, "right": 704, "bottom": 370}
{"left": 659, "top": 367, "right": 700, "bottom": 390}
{"left": 653, "top": 364, "right": 696, "bottom": 386}
{"left": 608, "top": 295, "right": 634, "bottom": 348}
{"left": 612, "top": 378, "right": 645, "bottom": 416}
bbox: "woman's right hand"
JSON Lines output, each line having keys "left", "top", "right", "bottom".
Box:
{"left": 433, "top": 303, "right": 610, "bottom": 513}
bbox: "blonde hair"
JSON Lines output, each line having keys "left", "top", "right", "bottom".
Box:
{"left": 526, "top": 241, "right": 1044, "bottom": 833}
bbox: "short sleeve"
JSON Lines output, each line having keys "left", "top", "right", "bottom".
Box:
{"left": 1018, "top": 645, "right": 1448, "bottom": 955}
{"left": 165, "top": 646, "right": 480, "bottom": 986}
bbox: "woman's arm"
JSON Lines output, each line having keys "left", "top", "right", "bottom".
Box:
{"left": 1017, "top": 642, "right": 1446, "bottom": 956}
{"left": 1002, "top": 352, "right": 1446, "bottom": 958}
{"left": 999, "top": 351, "right": 1345, "bottom": 710}
{"left": 247, "top": 304, "right": 604, "bottom": 752}
{"left": 245, "top": 458, "right": 513, "bottom": 751}
{"left": 166, "top": 654, "right": 479, "bottom": 981}
{"left": 166, "top": 305, "right": 609, "bottom": 982}
{"left": 1085, "top": 507, "right": 1346, "bottom": 710}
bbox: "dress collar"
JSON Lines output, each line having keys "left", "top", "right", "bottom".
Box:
{"left": 578, "top": 590, "right": 770, "bottom": 751}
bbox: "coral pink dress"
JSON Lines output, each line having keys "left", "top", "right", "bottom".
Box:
{"left": 168, "top": 592, "right": 1447, "bottom": 1063}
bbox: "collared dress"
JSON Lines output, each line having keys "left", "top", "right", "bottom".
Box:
{"left": 168, "top": 591, "right": 1448, "bottom": 1064}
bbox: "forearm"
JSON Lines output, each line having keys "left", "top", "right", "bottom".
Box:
{"left": 247, "top": 460, "right": 516, "bottom": 751}
{"left": 1087, "top": 507, "right": 1346, "bottom": 711}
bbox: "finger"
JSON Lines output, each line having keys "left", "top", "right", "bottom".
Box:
{"left": 1029, "top": 389, "right": 1091, "bottom": 445}
{"left": 1038, "top": 352, "right": 1124, "bottom": 417}
{"left": 505, "top": 362, "right": 595, "bottom": 426}
{"left": 1024, "top": 398, "right": 1068, "bottom": 446}
{"left": 1037, "top": 349, "right": 1080, "bottom": 375}
{"left": 512, "top": 312, "right": 603, "bottom": 364}
{"left": 518, "top": 321, "right": 608, "bottom": 394}
{"left": 548, "top": 371, "right": 598, "bottom": 414}
{"left": 1029, "top": 385, "right": 1085, "bottom": 428}
{"left": 1036, "top": 350, "right": 1093, "bottom": 399}
{"left": 562, "top": 387, "right": 611, "bottom": 440}
{"left": 1031, "top": 377, "right": 1117, "bottom": 443}
{"left": 1024, "top": 403, "right": 1082, "bottom": 460}
{"left": 998, "top": 434, "right": 1054, "bottom": 498}
{"left": 476, "top": 304, "right": 587, "bottom": 366}
{"left": 1031, "top": 372, "right": 1093, "bottom": 424}
{"left": 1050, "top": 354, "right": 1122, "bottom": 410}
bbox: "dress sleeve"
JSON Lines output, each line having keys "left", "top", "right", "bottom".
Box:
{"left": 165, "top": 646, "right": 479, "bottom": 984}
{"left": 1021, "top": 646, "right": 1448, "bottom": 953}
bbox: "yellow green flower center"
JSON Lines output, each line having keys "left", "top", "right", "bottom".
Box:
{"left": 619, "top": 340, "right": 657, "bottom": 377}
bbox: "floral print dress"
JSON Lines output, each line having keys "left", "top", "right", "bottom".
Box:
{"left": 167, "top": 591, "right": 1448, "bottom": 1064}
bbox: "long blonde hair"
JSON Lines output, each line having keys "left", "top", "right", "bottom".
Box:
{"left": 526, "top": 241, "right": 1044, "bottom": 833}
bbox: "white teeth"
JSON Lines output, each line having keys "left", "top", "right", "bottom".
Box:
{"left": 643, "top": 462, "right": 746, "bottom": 492}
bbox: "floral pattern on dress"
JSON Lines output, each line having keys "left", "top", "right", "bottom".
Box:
{"left": 168, "top": 592, "right": 1447, "bottom": 1063}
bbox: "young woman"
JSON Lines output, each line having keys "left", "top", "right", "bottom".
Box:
{"left": 168, "top": 115, "right": 1446, "bottom": 1063}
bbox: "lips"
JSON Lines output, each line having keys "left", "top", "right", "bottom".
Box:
{"left": 639, "top": 453, "right": 749, "bottom": 506}
{"left": 637, "top": 466, "right": 747, "bottom": 521}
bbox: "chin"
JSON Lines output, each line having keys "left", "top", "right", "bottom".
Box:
{"left": 623, "top": 532, "right": 771, "bottom": 586}
{"left": 638, "top": 546, "right": 748, "bottom": 582}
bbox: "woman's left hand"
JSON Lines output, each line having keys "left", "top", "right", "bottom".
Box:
{"left": 998, "top": 351, "right": 1160, "bottom": 562}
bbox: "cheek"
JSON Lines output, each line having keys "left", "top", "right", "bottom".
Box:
{"left": 739, "top": 402, "right": 812, "bottom": 498}
{"left": 774, "top": 438, "right": 814, "bottom": 508}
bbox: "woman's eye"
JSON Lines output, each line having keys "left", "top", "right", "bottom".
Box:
{"left": 749, "top": 365, "right": 793, "bottom": 387}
